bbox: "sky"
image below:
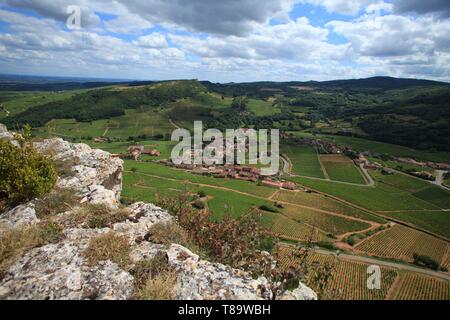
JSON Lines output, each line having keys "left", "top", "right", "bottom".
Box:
{"left": 0, "top": 0, "right": 449, "bottom": 82}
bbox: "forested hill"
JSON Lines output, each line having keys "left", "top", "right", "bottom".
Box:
{"left": 2, "top": 76, "right": 450, "bottom": 152}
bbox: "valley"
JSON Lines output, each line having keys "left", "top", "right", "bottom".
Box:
{"left": 1, "top": 76, "right": 449, "bottom": 300}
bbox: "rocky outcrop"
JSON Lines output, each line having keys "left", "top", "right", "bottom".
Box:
{"left": 34, "top": 138, "right": 123, "bottom": 208}
{"left": 0, "top": 125, "right": 317, "bottom": 301}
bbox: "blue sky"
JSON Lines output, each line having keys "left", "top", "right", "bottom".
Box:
{"left": 0, "top": 0, "right": 449, "bottom": 82}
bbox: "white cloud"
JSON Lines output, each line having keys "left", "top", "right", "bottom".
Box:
{"left": 133, "top": 33, "right": 168, "bottom": 48}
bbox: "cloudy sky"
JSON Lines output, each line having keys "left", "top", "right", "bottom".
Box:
{"left": 0, "top": 0, "right": 449, "bottom": 82}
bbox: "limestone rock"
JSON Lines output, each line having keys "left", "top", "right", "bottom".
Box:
{"left": 34, "top": 138, "right": 123, "bottom": 204}
{"left": 0, "top": 204, "right": 39, "bottom": 232}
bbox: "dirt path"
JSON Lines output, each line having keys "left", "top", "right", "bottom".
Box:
{"left": 358, "top": 164, "right": 375, "bottom": 186}
{"left": 169, "top": 118, "right": 180, "bottom": 129}
{"left": 317, "top": 149, "right": 330, "bottom": 180}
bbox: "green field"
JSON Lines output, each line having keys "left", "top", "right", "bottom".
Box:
{"left": 0, "top": 90, "right": 88, "bottom": 119}
{"left": 320, "top": 155, "right": 366, "bottom": 184}
{"left": 283, "top": 205, "right": 371, "bottom": 236}
{"left": 125, "top": 161, "right": 275, "bottom": 198}
{"left": 34, "top": 108, "right": 177, "bottom": 139}
{"left": 274, "top": 190, "right": 386, "bottom": 223}
{"left": 379, "top": 211, "right": 450, "bottom": 239}
{"left": 289, "top": 176, "right": 442, "bottom": 211}
{"left": 247, "top": 98, "right": 280, "bottom": 116}
{"left": 289, "top": 132, "right": 450, "bottom": 164}
{"left": 282, "top": 145, "right": 325, "bottom": 178}
{"left": 370, "top": 171, "right": 450, "bottom": 209}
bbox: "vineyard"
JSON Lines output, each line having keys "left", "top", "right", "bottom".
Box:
{"left": 277, "top": 246, "right": 449, "bottom": 300}
{"left": 390, "top": 273, "right": 449, "bottom": 300}
{"left": 274, "top": 190, "right": 386, "bottom": 223}
{"left": 263, "top": 212, "right": 326, "bottom": 242}
{"left": 355, "top": 224, "right": 449, "bottom": 263}
{"left": 283, "top": 205, "right": 372, "bottom": 236}
{"left": 277, "top": 247, "right": 398, "bottom": 300}
{"left": 319, "top": 154, "right": 367, "bottom": 184}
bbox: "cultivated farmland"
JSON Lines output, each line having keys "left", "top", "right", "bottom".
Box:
{"left": 378, "top": 210, "right": 450, "bottom": 239}
{"left": 283, "top": 205, "right": 372, "bottom": 236}
{"left": 320, "top": 154, "right": 366, "bottom": 184}
{"left": 355, "top": 224, "right": 448, "bottom": 264}
{"left": 274, "top": 190, "right": 386, "bottom": 223}
{"left": 277, "top": 247, "right": 398, "bottom": 300}
{"left": 263, "top": 212, "right": 326, "bottom": 242}
{"left": 390, "top": 273, "right": 449, "bottom": 300}
{"left": 282, "top": 145, "right": 325, "bottom": 178}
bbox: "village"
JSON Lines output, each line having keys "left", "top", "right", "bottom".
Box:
{"left": 111, "top": 141, "right": 300, "bottom": 191}
{"left": 107, "top": 134, "right": 449, "bottom": 191}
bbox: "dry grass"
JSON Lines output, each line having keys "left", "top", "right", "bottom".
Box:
{"left": 132, "top": 254, "right": 177, "bottom": 300}
{"left": 83, "top": 232, "right": 131, "bottom": 268}
{"left": 145, "top": 222, "right": 190, "bottom": 246}
{"left": 61, "top": 203, "right": 131, "bottom": 229}
{"left": 0, "top": 221, "right": 64, "bottom": 277}
{"left": 35, "top": 188, "right": 80, "bottom": 218}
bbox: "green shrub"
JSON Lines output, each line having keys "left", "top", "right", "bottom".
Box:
{"left": 0, "top": 140, "right": 57, "bottom": 208}
{"left": 197, "top": 190, "right": 207, "bottom": 198}
{"left": 192, "top": 199, "right": 205, "bottom": 210}
{"left": 412, "top": 253, "right": 440, "bottom": 271}
{"left": 259, "top": 204, "right": 279, "bottom": 213}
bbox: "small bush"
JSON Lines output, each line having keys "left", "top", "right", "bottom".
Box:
{"left": 35, "top": 188, "right": 80, "bottom": 218}
{"left": 345, "top": 237, "right": 356, "bottom": 246}
{"left": 0, "top": 140, "right": 57, "bottom": 208}
{"left": 83, "top": 233, "right": 131, "bottom": 269}
{"left": 318, "top": 241, "right": 338, "bottom": 251}
{"left": 61, "top": 204, "right": 130, "bottom": 229}
{"left": 192, "top": 199, "right": 205, "bottom": 210}
{"left": 35, "top": 221, "right": 65, "bottom": 244}
{"left": 412, "top": 253, "right": 440, "bottom": 271}
{"left": 197, "top": 190, "right": 207, "bottom": 198}
{"left": 259, "top": 205, "right": 279, "bottom": 213}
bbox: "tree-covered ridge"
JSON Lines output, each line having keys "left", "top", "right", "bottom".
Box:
{"left": 3, "top": 76, "right": 450, "bottom": 152}
{"left": 4, "top": 80, "right": 205, "bottom": 128}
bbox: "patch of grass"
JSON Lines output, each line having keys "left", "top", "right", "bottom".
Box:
{"left": 35, "top": 188, "right": 80, "bottom": 218}
{"left": 61, "top": 203, "right": 130, "bottom": 228}
{"left": 132, "top": 254, "right": 176, "bottom": 300}
{"left": 145, "top": 222, "right": 189, "bottom": 247}
{"left": 0, "top": 221, "right": 64, "bottom": 275}
{"left": 83, "top": 232, "right": 131, "bottom": 269}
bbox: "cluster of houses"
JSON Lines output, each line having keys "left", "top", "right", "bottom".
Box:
{"left": 112, "top": 145, "right": 161, "bottom": 160}
{"left": 158, "top": 160, "right": 299, "bottom": 190}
